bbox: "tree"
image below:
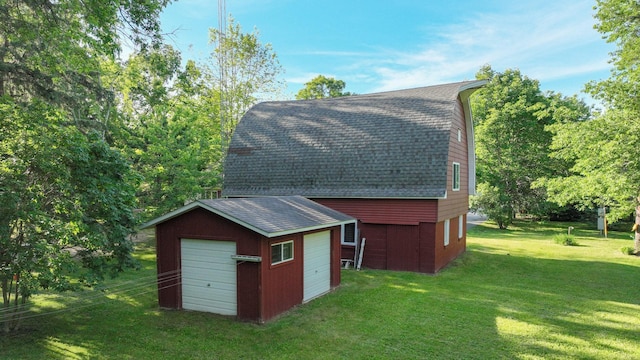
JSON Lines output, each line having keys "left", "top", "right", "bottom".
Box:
{"left": 209, "top": 16, "right": 284, "bottom": 149}
{"left": 114, "top": 46, "right": 224, "bottom": 219}
{"left": 537, "top": 0, "right": 640, "bottom": 222}
{"left": 0, "top": 0, "right": 168, "bottom": 112}
{"left": 295, "top": 75, "right": 353, "bottom": 100}
{"left": 0, "top": 99, "right": 138, "bottom": 332}
{"left": 471, "top": 66, "right": 590, "bottom": 228}
{"left": 0, "top": 0, "right": 169, "bottom": 332}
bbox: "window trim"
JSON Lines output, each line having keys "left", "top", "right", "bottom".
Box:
{"left": 271, "top": 240, "right": 294, "bottom": 265}
{"left": 452, "top": 162, "right": 461, "bottom": 191}
{"left": 341, "top": 222, "right": 358, "bottom": 245}
{"left": 444, "top": 219, "right": 450, "bottom": 247}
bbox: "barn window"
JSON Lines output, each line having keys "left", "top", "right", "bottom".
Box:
{"left": 458, "top": 215, "right": 464, "bottom": 239}
{"left": 271, "top": 240, "right": 294, "bottom": 265}
{"left": 452, "top": 162, "right": 460, "bottom": 191}
{"left": 341, "top": 222, "right": 357, "bottom": 245}
{"left": 444, "top": 219, "right": 450, "bottom": 246}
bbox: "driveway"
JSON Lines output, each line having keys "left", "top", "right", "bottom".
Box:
{"left": 467, "top": 212, "right": 487, "bottom": 229}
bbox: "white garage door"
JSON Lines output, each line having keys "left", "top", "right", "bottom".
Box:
{"left": 303, "top": 231, "right": 331, "bottom": 302}
{"left": 181, "top": 239, "right": 237, "bottom": 315}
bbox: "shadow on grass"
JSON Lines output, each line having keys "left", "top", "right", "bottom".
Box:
{"left": 2, "top": 238, "right": 638, "bottom": 359}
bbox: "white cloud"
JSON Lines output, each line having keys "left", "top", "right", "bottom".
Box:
{"left": 339, "top": 0, "right": 614, "bottom": 95}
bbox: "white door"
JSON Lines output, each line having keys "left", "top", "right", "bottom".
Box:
{"left": 303, "top": 231, "right": 331, "bottom": 302}
{"left": 181, "top": 239, "right": 237, "bottom": 315}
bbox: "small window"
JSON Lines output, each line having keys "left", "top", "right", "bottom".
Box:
{"left": 457, "top": 128, "right": 462, "bottom": 142}
{"left": 444, "top": 219, "right": 450, "bottom": 246}
{"left": 271, "top": 240, "right": 294, "bottom": 265}
{"left": 458, "top": 215, "right": 464, "bottom": 239}
{"left": 341, "top": 222, "right": 357, "bottom": 245}
{"left": 452, "top": 162, "right": 461, "bottom": 191}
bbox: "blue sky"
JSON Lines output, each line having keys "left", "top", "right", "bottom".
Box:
{"left": 160, "top": 0, "right": 614, "bottom": 104}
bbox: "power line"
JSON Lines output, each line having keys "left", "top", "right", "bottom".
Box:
{"left": 0, "top": 270, "right": 182, "bottom": 325}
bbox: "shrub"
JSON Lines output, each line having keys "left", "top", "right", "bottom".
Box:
{"left": 620, "top": 246, "right": 636, "bottom": 256}
{"left": 554, "top": 234, "right": 578, "bottom": 246}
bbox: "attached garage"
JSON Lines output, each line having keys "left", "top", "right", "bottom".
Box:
{"left": 142, "top": 196, "right": 355, "bottom": 323}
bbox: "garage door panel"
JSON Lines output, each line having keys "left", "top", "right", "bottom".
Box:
{"left": 183, "top": 295, "right": 236, "bottom": 315}
{"left": 181, "top": 239, "right": 237, "bottom": 315}
{"left": 303, "top": 231, "right": 331, "bottom": 302}
{"left": 182, "top": 267, "right": 236, "bottom": 282}
{"left": 182, "top": 278, "right": 236, "bottom": 291}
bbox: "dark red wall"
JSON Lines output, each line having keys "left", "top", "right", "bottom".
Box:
{"left": 155, "top": 208, "right": 261, "bottom": 319}
{"left": 314, "top": 197, "right": 467, "bottom": 273}
{"left": 315, "top": 198, "right": 438, "bottom": 225}
{"left": 258, "top": 227, "right": 342, "bottom": 322}
{"left": 260, "top": 233, "right": 303, "bottom": 321}
{"left": 433, "top": 214, "right": 467, "bottom": 273}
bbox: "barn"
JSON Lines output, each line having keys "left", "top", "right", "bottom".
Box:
{"left": 222, "top": 80, "right": 486, "bottom": 273}
{"left": 142, "top": 195, "right": 355, "bottom": 322}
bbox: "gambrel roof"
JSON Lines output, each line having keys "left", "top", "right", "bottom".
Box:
{"left": 223, "top": 80, "right": 486, "bottom": 199}
{"left": 141, "top": 196, "right": 355, "bottom": 238}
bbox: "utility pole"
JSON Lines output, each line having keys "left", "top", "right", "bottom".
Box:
{"left": 217, "top": 0, "right": 227, "bottom": 153}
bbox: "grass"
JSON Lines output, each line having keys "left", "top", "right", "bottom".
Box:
{"left": 1, "top": 220, "right": 639, "bottom": 359}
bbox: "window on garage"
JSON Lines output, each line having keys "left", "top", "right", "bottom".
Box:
{"left": 271, "top": 240, "right": 294, "bottom": 265}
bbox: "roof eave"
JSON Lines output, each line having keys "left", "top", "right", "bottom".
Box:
{"left": 223, "top": 193, "right": 447, "bottom": 200}
{"left": 140, "top": 199, "right": 356, "bottom": 238}
{"left": 265, "top": 219, "right": 357, "bottom": 238}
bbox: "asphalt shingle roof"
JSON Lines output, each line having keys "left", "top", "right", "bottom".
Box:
{"left": 142, "top": 196, "right": 355, "bottom": 238}
{"left": 223, "top": 80, "right": 485, "bottom": 199}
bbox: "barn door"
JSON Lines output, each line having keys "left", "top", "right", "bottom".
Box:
{"left": 387, "top": 225, "right": 419, "bottom": 271}
{"left": 180, "top": 239, "right": 237, "bottom": 315}
{"left": 303, "top": 231, "right": 331, "bottom": 302}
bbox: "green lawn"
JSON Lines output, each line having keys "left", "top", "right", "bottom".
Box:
{"left": 1, "top": 220, "right": 639, "bottom": 359}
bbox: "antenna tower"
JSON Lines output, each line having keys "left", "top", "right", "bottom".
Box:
{"left": 218, "top": 0, "right": 228, "bottom": 152}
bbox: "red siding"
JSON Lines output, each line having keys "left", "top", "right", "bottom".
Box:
{"left": 259, "top": 227, "right": 341, "bottom": 322}
{"left": 386, "top": 225, "right": 419, "bottom": 271}
{"left": 156, "top": 208, "right": 260, "bottom": 313}
{"left": 433, "top": 215, "right": 467, "bottom": 272}
{"left": 260, "top": 234, "right": 303, "bottom": 321}
{"left": 419, "top": 223, "right": 437, "bottom": 273}
{"left": 439, "top": 98, "right": 470, "bottom": 222}
{"left": 329, "top": 228, "right": 342, "bottom": 287}
{"left": 315, "top": 195, "right": 466, "bottom": 273}
{"left": 360, "top": 224, "right": 387, "bottom": 269}
{"left": 314, "top": 198, "right": 438, "bottom": 224}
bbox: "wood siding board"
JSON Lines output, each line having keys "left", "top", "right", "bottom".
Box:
{"left": 260, "top": 234, "right": 304, "bottom": 321}
{"left": 432, "top": 218, "right": 467, "bottom": 273}
{"left": 314, "top": 198, "right": 438, "bottom": 224}
{"left": 419, "top": 222, "right": 437, "bottom": 273}
{"left": 156, "top": 221, "right": 180, "bottom": 309}
{"left": 438, "top": 98, "right": 471, "bottom": 222}
{"left": 330, "top": 228, "right": 341, "bottom": 287}
{"left": 386, "top": 225, "right": 420, "bottom": 271}
{"left": 359, "top": 224, "right": 388, "bottom": 269}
